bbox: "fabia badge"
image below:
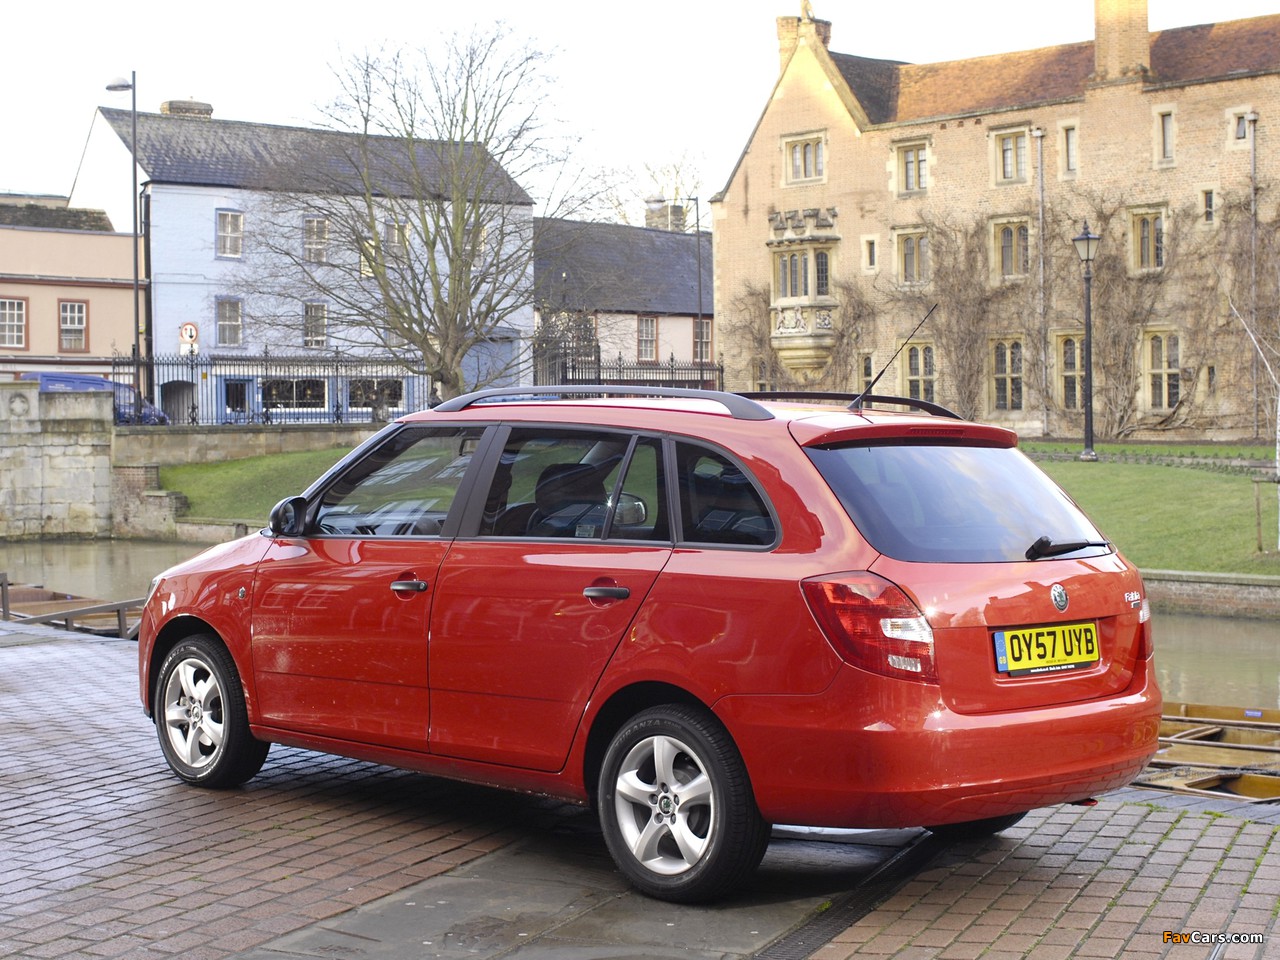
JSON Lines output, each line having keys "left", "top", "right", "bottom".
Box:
{"left": 1051, "top": 583, "right": 1069, "bottom": 612}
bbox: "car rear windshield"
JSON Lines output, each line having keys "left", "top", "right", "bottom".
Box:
{"left": 806, "top": 443, "right": 1107, "bottom": 563}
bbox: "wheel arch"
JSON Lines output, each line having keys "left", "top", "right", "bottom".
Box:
{"left": 582, "top": 681, "right": 710, "bottom": 806}
{"left": 144, "top": 615, "right": 225, "bottom": 717}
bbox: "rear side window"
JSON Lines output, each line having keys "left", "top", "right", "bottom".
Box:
{"left": 806, "top": 444, "right": 1105, "bottom": 563}
{"left": 676, "top": 443, "right": 776, "bottom": 547}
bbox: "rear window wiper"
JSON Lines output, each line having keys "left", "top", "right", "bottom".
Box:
{"left": 1025, "top": 535, "right": 1111, "bottom": 561}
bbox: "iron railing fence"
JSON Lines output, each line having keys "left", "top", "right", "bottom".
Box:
{"left": 534, "top": 347, "right": 723, "bottom": 390}
{"left": 115, "top": 352, "right": 433, "bottom": 426}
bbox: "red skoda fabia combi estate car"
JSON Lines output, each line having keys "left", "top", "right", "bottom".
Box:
{"left": 138, "top": 387, "right": 1160, "bottom": 902}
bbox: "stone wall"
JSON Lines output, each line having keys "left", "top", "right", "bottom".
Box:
{"left": 1142, "top": 569, "right": 1280, "bottom": 619}
{"left": 1, "top": 381, "right": 373, "bottom": 541}
{"left": 0, "top": 384, "right": 114, "bottom": 539}
{"left": 114, "top": 422, "right": 376, "bottom": 467}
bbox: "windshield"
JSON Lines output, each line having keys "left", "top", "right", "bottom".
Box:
{"left": 806, "top": 443, "right": 1107, "bottom": 563}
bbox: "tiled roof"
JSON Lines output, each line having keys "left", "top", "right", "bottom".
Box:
{"left": 535, "top": 218, "right": 713, "bottom": 317}
{"left": 0, "top": 204, "right": 114, "bottom": 231}
{"left": 99, "top": 108, "right": 531, "bottom": 205}
{"left": 832, "top": 14, "right": 1280, "bottom": 125}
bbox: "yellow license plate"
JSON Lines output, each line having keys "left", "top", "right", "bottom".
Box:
{"left": 993, "top": 621, "right": 1099, "bottom": 677}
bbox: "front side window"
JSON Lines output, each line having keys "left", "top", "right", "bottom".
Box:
{"left": 993, "top": 339, "right": 1023, "bottom": 411}
{"left": 1149, "top": 333, "right": 1180, "bottom": 409}
{"left": 216, "top": 210, "right": 244, "bottom": 258}
{"left": 314, "top": 426, "right": 484, "bottom": 537}
{"left": 806, "top": 443, "right": 1106, "bottom": 563}
{"left": 59, "top": 301, "right": 88, "bottom": 352}
{"left": 216, "top": 298, "right": 243, "bottom": 347}
{"left": 0, "top": 298, "right": 27, "bottom": 348}
{"left": 479, "top": 429, "right": 667, "bottom": 542}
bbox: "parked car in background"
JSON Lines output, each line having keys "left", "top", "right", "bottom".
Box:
{"left": 137, "top": 387, "right": 1160, "bottom": 902}
{"left": 18, "top": 372, "right": 169, "bottom": 425}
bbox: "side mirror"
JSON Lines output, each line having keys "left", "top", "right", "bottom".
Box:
{"left": 268, "top": 496, "right": 308, "bottom": 537}
{"left": 614, "top": 492, "right": 648, "bottom": 526}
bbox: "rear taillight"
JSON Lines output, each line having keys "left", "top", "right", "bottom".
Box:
{"left": 802, "top": 572, "right": 937, "bottom": 683}
{"left": 1139, "top": 597, "right": 1154, "bottom": 659}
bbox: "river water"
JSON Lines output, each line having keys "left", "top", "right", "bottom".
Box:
{"left": 1, "top": 538, "right": 1276, "bottom": 710}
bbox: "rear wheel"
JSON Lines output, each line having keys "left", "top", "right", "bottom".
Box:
{"left": 597, "top": 704, "right": 770, "bottom": 903}
{"left": 155, "top": 635, "right": 268, "bottom": 788}
{"left": 926, "top": 812, "right": 1027, "bottom": 841}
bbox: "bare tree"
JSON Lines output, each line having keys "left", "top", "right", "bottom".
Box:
{"left": 240, "top": 28, "right": 603, "bottom": 399}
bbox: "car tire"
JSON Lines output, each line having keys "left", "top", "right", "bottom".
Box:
{"left": 926, "top": 812, "right": 1028, "bottom": 841}
{"left": 597, "top": 704, "right": 770, "bottom": 903}
{"left": 155, "top": 635, "right": 269, "bottom": 788}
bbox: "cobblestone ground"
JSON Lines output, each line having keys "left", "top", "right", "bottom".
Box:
{"left": 812, "top": 796, "right": 1280, "bottom": 960}
{"left": 0, "top": 634, "right": 566, "bottom": 959}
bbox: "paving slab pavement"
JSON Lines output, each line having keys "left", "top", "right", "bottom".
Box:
{"left": 3, "top": 620, "right": 1279, "bottom": 960}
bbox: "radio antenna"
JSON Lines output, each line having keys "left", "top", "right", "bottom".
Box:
{"left": 850, "top": 302, "right": 939, "bottom": 410}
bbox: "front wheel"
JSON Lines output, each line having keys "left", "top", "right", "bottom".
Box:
{"left": 597, "top": 704, "right": 770, "bottom": 903}
{"left": 154, "top": 635, "right": 269, "bottom": 788}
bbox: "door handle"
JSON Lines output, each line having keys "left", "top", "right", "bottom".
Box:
{"left": 583, "top": 585, "right": 630, "bottom": 600}
{"left": 390, "top": 579, "right": 429, "bottom": 593}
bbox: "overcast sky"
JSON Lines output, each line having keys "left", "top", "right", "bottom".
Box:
{"left": 3, "top": 0, "right": 1276, "bottom": 222}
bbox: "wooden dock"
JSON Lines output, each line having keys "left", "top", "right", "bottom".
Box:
{"left": 0, "top": 574, "right": 144, "bottom": 638}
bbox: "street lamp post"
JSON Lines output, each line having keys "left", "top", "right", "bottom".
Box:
{"left": 106, "top": 72, "right": 141, "bottom": 423}
{"left": 645, "top": 195, "right": 706, "bottom": 387}
{"left": 1072, "top": 221, "right": 1101, "bottom": 462}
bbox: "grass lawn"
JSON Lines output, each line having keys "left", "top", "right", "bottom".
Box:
{"left": 160, "top": 443, "right": 1280, "bottom": 577}
{"left": 160, "top": 447, "right": 351, "bottom": 524}
{"left": 1037, "top": 459, "right": 1280, "bottom": 576}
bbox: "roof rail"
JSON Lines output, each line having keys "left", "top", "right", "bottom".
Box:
{"left": 432, "top": 385, "right": 776, "bottom": 421}
{"left": 739, "top": 391, "right": 964, "bottom": 420}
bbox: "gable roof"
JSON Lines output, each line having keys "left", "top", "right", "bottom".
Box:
{"left": 98, "top": 108, "right": 531, "bottom": 205}
{"left": 534, "top": 218, "right": 713, "bottom": 317}
{"left": 0, "top": 204, "right": 114, "bottom": 232}
{"left": 831, "top": 14, "right": 1280, "bottom": 125}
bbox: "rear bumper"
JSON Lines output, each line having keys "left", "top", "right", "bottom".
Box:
{"left": 715, "top": 660, "right": 1161, "bottom": 828}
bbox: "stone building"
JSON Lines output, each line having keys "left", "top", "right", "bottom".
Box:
{"left": 711, "top": 0, "right": 1280, "bottom": 441}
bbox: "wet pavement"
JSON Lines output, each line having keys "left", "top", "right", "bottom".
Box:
{"left": 2, "top": 620, "right": 1278, "bottom": 959}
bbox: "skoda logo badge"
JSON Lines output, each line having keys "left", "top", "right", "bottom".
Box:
{"left": 1051, "top": 584, "right": 1069, "bottom": 612}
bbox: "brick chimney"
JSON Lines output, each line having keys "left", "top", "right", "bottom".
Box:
{"left": 1092, "top": 0, "right": 1150, "bottom": 83}
{"left": 160, "top": 99, "right": 214, "bottom": 119}
{"left": 777, "top": 12, "right": 832, "bottom": 72}
{"left": 644, "top": 201, "right": 687, "bottom": 232}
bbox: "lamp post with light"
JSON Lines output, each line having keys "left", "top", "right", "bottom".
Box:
{"left": 106, "top": 71, "right": 141, "bottom": 423}
{"left": 644, "top": 195, "right": 706, "bottom": 386}
{"left": 1072, "top": 221, "right": 1101, "bottom": 462}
